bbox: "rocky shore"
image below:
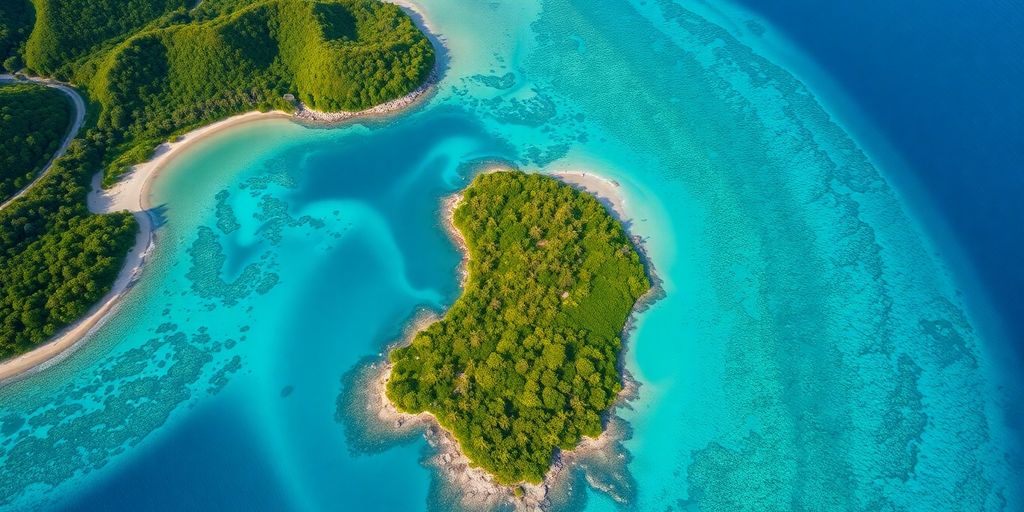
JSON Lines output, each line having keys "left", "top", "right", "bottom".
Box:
{"left": 441, "top": 193, "right": 469, "bottom": 287}
{"left": 369, "top": 355, "right": 639, "bottom": 511}
{"left": 293, "top": 69, "right": 439, "bottom": 124}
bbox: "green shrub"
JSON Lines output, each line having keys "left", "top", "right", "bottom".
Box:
{"left": 0, "top": 133, "right": 137, "bottom": 357}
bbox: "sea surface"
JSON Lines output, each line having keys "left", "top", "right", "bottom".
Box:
{"left": 730, "top": 0, "right": 1024, "bottom": 346}
{"left": 1, "top": 0, "right": 1021, "bottom": 510}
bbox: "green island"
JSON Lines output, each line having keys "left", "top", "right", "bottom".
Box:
{"left": 387, "top": 171, "right": 650, "bottom": 484}
{"left": 0, "top": 0, "right": 434, "bottom": 358}
{"left": 0, "top": 83, "right": 71, "bottom": 202}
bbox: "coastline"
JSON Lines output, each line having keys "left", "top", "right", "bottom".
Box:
{"left": 0, "top": 110, "right": 292, "bottom": 385}
{"left": 0, "top": 59, "right": 445, "bottom": 385}
{"left": 372, "top": 361, "right": 637, "bottom": 510}
{"left": 0, "top": 217, "right": 152, "bottom": 385}
{"left": 369, "top": 168, "right": 648, "bottom": 510}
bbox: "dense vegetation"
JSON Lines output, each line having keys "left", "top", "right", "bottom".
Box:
{"left": 0, "top": 133, "right": 137, "bottom": 358}
{"left": 0, "top": 0, "right": 32, "bottom": 71}
{"left": 0, "top": 0, "right": 433, "bottom": 358}
{"left": 24, "top": 0, "right": 188, "bottom": 76}
{"left": 387, "top": 172, "right": 650, "bottom": 484}
{"left": 0, "top": 83, "right": 71, "bottom": 202}
{"left": 84, "top": 0, "right": 434, "bottom": 184}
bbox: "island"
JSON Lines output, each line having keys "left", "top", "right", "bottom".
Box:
{"left": 0, "top": 0, "right": 434, "bottom": 365}
{"left": 386, "top": 170, "right": 651, "bottom": 485}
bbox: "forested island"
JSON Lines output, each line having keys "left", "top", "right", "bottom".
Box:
{"left": 0, "top": 0, "right": 434, "bottom": 358}
{"left": 387, "top": 171, "right": 650, "bottom": 484}
{"left": 0, "top": 83, "right": 71, "bottom": 202}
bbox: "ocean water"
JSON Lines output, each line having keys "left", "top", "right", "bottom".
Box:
{"left": 728, "top": 0, "right": 1024, "bottom": 346}
{"left": 1, "top": 0, "right": 1021, "bottom": 510}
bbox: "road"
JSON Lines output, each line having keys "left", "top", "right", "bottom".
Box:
{"left": 0, "top": 73, "right": 87, "bottom": 210}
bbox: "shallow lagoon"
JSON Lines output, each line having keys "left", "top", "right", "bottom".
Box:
{"left": 0, "top": 0, "right": 1021, "bottom": 510}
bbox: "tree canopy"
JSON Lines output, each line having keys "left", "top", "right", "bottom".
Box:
{"left": 83, "top": 0, "right": 434, "bottom": 184}
{"left": 0, "top": 0, "right": 32, "bottom": 70}
{"left": 387, "top": 171, "right": 650, "bottom": 484}
{"left": 0, "top": 83, "right": 71, "bottom": 202}
{"left": 24, "top": 0, "right": 188, "bottom": 76}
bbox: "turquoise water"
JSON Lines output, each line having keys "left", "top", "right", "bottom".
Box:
{"left": 1, "top": 0, "right": 1021, "bottom": 510}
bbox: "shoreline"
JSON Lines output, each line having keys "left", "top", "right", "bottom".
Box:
{"left": 0, "top": 36, "right": 446, "bottom": 384}
{"left": 370, "top": 167, "right": 649, "bottom": 510}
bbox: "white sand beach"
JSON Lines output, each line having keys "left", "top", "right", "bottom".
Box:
{"left": 551, "top": 170, "right": 628, "bottom": 220}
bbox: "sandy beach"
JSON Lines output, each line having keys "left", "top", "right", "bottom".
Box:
{"left": 440, "top": 193, "right": 469, "bottom": 286}
{"left": 468, "top": 165, "right": 630, "bottom": 218}
{"left": 550, "top": 171, "right": 628, "bottom": 220}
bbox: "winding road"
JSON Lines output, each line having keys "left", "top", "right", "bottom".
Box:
{"left": 0, "top": 73, "right": 87, "bottom": 210}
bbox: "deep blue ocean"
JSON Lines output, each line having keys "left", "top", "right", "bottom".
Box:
{"left": 735, "top": 0, "right": 1024, "bottom": 351}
